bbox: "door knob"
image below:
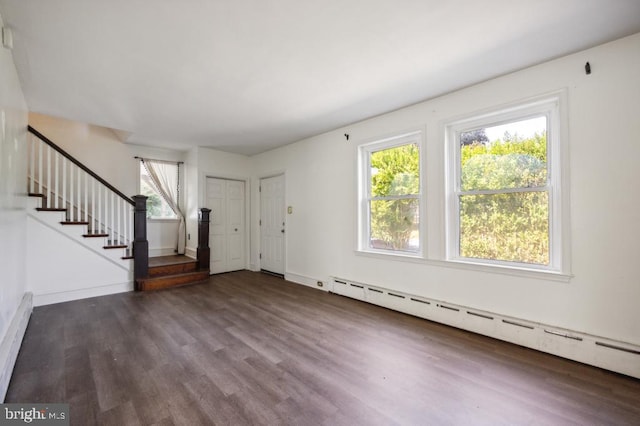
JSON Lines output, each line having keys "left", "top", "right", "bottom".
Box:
{"left": 235, "top": 228, "right": 238, "bottom": 231}
{"left": 281, "top": 229, "right": 285, "bottom": 233}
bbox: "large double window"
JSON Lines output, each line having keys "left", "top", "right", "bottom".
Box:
{"left": 357, "top": 93, "right": 567, "bottom": 275}
{"left": 359, "top": 132, "right": 422, "bottom": 255}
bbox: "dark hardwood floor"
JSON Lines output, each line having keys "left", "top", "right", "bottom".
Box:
{"left": 6, "top": 271, "right": 640, "bottom": 425}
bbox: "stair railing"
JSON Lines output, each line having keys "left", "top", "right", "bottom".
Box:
{"left": 27, "top": 126, "right": 136, "bottom": 254}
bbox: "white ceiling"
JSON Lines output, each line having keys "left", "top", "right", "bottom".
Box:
{"left": 1, "top": 1, "right": 640, "bottom": 155}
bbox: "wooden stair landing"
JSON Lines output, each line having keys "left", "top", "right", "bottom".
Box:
{"left": 137, "top": 255, "right": 209, "bottom": 291}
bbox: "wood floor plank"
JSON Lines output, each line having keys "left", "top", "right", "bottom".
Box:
{"left": 6, "top": 270, "right": 640, "bottom": 425}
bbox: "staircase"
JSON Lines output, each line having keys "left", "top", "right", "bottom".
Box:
{"left": 27, "top": 126, "right": 211, "bottom": 294}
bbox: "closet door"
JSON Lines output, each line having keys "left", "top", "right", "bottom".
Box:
{"left": 206, "top": 177, "right": 245, "bottom": 274}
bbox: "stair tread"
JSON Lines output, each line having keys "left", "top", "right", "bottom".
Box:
{"left": 61, "top": 221, "right": 90, "bottom": 225}
{"left": 28, "top": 193, "right": 45, "bottom": 197}
{"left": 104, "top": 244, "right": 128, "bottom": 249}
{"left": 83, "top": 233, "right": 109, "bottom": 237}
{"left": 36, "top": 207, "right": 67, "bottom": 212}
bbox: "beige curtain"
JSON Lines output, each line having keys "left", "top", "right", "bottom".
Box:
{"left": 141, "top": 159, "right": 186, "bottom": 254}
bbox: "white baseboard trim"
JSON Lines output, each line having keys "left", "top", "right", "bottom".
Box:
{"left": 34, "top": 281, "right": 133, "bottom": 306}
{"left": 328, "top": 276, "right": 640, "bottom": 379}
{"left": 0, "top": 292, "right": 33, "bottom": 401}
{"left": 149, "top": 247, "right": 178, "bottom": 257}
{"left": 285, "top": 272, "right": 329, "bottom": 292}
{"left": 185, "top": 246, "right": 197, "bottom": 259}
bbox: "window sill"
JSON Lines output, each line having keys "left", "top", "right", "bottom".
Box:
{"left": 355, "top": 249, "right": 426, "bottom": 263}
{"left": 354, "top": 250, "right": 572, "bottom": 282}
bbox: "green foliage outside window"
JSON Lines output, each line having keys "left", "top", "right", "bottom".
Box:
{"left": 140, "top": 180, "right": 164, "bottom": 218}
{"left": 459, "top": 131, "right": 549, "bottom": 265}
{"left": 369, "top": 143, "right": 420, "bottom": 251}
{"left": 140, "top": 170, "right": 176, "bottom": 219}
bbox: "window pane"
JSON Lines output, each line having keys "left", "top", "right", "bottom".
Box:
{"left": 370, "top": 199, "right": 419, "bottom": 252}
{"left": 460, "top": 117, "right": 547, "bottom": 191}
{"left": 459, "top": 192, "right": 549, "bottom": 265}
{"left": 370, "top": 143, "right": 419, "bottom": 197}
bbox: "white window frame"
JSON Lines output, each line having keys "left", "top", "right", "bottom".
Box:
{"left": 445, "top": 92, "right": 569, "bottom": 274}
{"left": 358, "top": 131, "right": 425, "bottom": 258}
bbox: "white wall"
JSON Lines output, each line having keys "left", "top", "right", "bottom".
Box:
{"left": 28, "top": 112, "right": 186, "bottom": 254}
{"left": 250, "top": 33, "right": 640, "bottom": 348}
{"left": 0, "top": 12, "right": 30, "bottom": 400}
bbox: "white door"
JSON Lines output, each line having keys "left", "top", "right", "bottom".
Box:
{"left": 206, "top": 177, "right": 245, "bottom": 274}
{"left": 260, "top": 175, "right": 285, "bottom": 275}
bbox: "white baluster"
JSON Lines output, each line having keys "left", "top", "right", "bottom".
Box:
{"left": 54, "top": 151, "right": 60, "bottom": 208}
{"left": 98, "top": 184, "right": 102, "bottom": 233}
{"left": 91, "top": 178, "right": 96, "bottom": 233}
{"left": 62, "top": 157, "right": 67, "bottom": 213}
{"left": 105, "top": 184, "right": 109, "bottom": 236}
{"left": 117, "top": 197, "right": 121, "bottom": 245}
{"left": 77, "top": 166, "right": 81, "bottom": 222}
{"left": 69, "top": 165, "right": 74, "bottom": 220}
{"left": 84, "top": 172, "right": 88, "bottom": 222}
{"left": 38, "top": 140, "right": 43, "bottom": 195}
{"left": 111, "top": 192, "right": 115, "bottom": 245}
{"left": 29, "top": 136, "right": 35, "bottom": 194}
{"left": 123, "top": 201, "right": 128, "bottom": 250}
{"left": 46, "top": 145, "right": 51, "bottom": 207}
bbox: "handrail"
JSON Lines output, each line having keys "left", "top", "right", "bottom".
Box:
{"left": 28, "top": 125, "right": 135, "bottom": 205}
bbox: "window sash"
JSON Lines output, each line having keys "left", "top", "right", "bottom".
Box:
{"left": 359, "top": 131, "right": 423, "bottom": 256}
{"left": 446, "top": 93, "right": 563, "bottom": 272}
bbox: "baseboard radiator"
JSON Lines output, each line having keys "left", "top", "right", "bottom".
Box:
{"left": 330, "top": 277, "right": 640, "bottom": 379}
{"left": 0, "top": 293, "right": 33, "bottom": 401}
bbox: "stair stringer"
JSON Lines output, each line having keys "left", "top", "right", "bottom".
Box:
{"left": 27, "top": 211, "right": 133, "bottom": 306}
{"left": 27, "top": 197, "right": 132, "bottom": 270}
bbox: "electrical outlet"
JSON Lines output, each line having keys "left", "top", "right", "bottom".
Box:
{"left": 317, "top": 281, "right": 323, "bottom": 287}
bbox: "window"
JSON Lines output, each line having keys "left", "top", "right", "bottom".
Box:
{"left": 359, "top": 132, "right": 422, "bottom": 255}
{"left": 140, "top": 162, "right": 178, "bottom": 219}
{"left": 446, "top": 95, "right": 566, "bottom": 272}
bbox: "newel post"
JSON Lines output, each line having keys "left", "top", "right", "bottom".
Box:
{"left": 197, "top": 208, "right": 211, "bottom": 272}
{"left": 133, "top": 195, "right": 149, "bottom": 288}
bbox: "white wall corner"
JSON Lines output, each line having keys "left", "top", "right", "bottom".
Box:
{"left": 185, "top": 246, "right": 197, "bottom": 258}
{"left": 149, "top": 247, "right": 179, "bottom": 257}
{"left": 0, "top": 292, "right": 33, "bottom": 401}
